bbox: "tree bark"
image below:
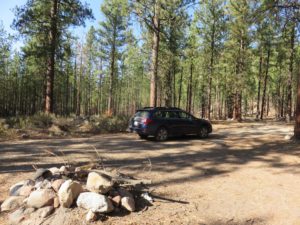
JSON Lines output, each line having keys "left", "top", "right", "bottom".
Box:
{"left": 208, "top": 20, "right": 216, "bottom": 120}
{"left": 186, "top": 61, "right": 193, "bottom": 113}
{"left": 45, "top": 0, "right": 58, "bottom": 113}
{"left": 294, "top": 69, "right": 300, "bottom": 139}
{"left": 107, "top": 24, "right": 117, "bottom": 116}
{"left": 260, "top": 46, "right": 270, "bottom": 120}
{"left": 149, "top": 1, "right": 160, "bottom": 107}
{"left": 287, "top": 24, "right": 295, "bottom": 120}
{"left": 178, "top": 66, "right": 183, "bottom": 108}
{"left": 256, "top": 49, "right": 263, "bottom": 119}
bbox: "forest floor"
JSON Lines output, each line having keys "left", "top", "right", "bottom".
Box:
{"left": 0, "top": 121, "right": 299, "bottom": 225}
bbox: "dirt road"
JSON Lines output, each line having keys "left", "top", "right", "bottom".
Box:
{"left": 0, "top": 121, "right": 299, "bottom": 225}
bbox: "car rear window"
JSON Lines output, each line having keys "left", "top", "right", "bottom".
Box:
{"left": 135, "top": 111, "right": 150, "bottom": 118}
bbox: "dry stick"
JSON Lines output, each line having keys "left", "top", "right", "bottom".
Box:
{"left": 90, "top": 145, "right": 105, "bottom": 169}
{"left": 43, "top": 149, "right": 67, "bottom": 166}
{"left": 32, "top": 164, "right": 38, "bottom": 170}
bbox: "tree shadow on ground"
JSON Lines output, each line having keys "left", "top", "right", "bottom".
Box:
{"left": 0, "top": 122, "right": 297, "bottom": 188}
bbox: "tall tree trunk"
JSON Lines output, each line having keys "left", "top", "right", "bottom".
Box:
{"left": 256, "top": 49, "right": 263, "bottom": 119}
{"left": 150, "top": 2, "right": 160, "bottom": 107}
{"left": 107, "top": 27, "right": 116, "bottom": 116}
{"left": 164, "top": 70, "right": 172, "bottom": 107}
{"left": 178, "top": 66, "right": 183, "bottom": 108}
{"left": 287, "top": 24, "right": 295, "bottom": 121}
{"left": 260, "top": 46, "right": 271, "bottom": 120}
{"left": 294, "top": 69, "right": 300, "bottom": 139}
{"left": 76, "top": 45, "right": 83, "bottom": 116}
{"left": 186, "top": 61, "right": 193, "bottom": 113}
{"left": 45, "top": 0, "right": 58, "bottom": 113}
{"left": 208, "top": 20, "right": 216, "bottom": 120}
{"left": 234, "top": 37, "right": 244, "bottom": 122}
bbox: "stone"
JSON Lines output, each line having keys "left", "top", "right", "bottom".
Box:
{"left": 121, "top": 196, "right": 135, "bottom": 212}
{"left": 1, "top": 196, "right": 25, "bottom": 211}
{"left": 49, "top": 167, "right": 60, "bottom": 175}
{"left": 9, "top": 184, "right": 23, "bottom": 196}
{"left": 284, "top": 134, "right": 293, "bottom": 140}
{"left": 59, "top": 166, "right": 67, "bottom": 174}
{"left": 117, "top": 188, "right": 134, "bottom": 198}
{"left": 75, "top": 167, "right": 81, "bottom": 172}
{"left": 35, "top": 179, "right": 52, "bottom": 189}
{"left": 24, "top": 207, "right": 35, "bottom": 214}
{"left": 19, "top": 185, "right": 34, "bottom": 197}
{"left": 8, "top": 207, "right": 35, "bottom": 225}
{"left": 86, "top": 172, "right": 113, "bottom": 194}
{"left": 58, "top": 180, "right": 83, "bottom": 208}
{"left": 9, "top": 180, "right": 34, "bottom": 196}
{"left": 52, "top": 179, "right": 65, "bottom": 192}
{"left": 8, "top": 208, "right": 26, "bottom": 224}
{"left": 53, "top": 197, "right": 60, "bottom": 208}
{"left": 37, "top": 206, "right": 54, "bottom": 218}
{"left": 86, "top": 210, "right": 97, "bottom": 222}
{"left": 141, "top": 192, "right": 154, "bottom": 203}
{"left": 27, "top": 189, "right": 56, "bottom": 208}
{"left": 76, "top": 192, "right": 114, "bottom": 213}
{"left": 33, "top": 169, "right": 52, "bottom": 180}
{"left": 111, "top": 195, "right": 121, "bottom": 207}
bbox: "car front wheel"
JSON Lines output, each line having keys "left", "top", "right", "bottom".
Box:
{"left": 199, "top": 126, "right": 209, "bottom": 138}
{"left": 155, "top": 127, "right": 168, "bottom": 141}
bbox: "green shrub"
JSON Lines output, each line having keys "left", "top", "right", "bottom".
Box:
{"left": 30, "top": 113, "right": 53, "bottom": 128}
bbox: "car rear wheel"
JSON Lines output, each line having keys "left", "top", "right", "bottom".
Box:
{"left": 155, "top": 127, "right": 168, "bottom": 141}
{"left": 199, "top": 126, "right": 209, "bottom": 138}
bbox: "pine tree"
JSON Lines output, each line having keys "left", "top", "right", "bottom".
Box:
{"left": 98, "top": 0, "right": 129, "bottom": 115}
{"left": 13, "top": 0, "right": 93, "bottom": 113}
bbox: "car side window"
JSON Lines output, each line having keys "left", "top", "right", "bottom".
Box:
{"left": 178, "top": 111, "right": 192, "bottom": 120}
{"left": 165, "top": 111, "right": 179, "bottom": 119}
{"left": 154, "top": 111, "right": 166, "bottom": 119}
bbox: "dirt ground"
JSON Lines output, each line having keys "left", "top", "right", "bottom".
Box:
{"left": 0, "top": 121, "right": 299, "bottom": 225}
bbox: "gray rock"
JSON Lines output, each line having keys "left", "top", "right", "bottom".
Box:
{"left": 35, "top": 179, "right": 52, "bottom": 189}
{"left": 9, "top": 184, "right": 23, "bottom": 196}
{"left": 59, "top": 166, "right": 67, "bottom": 174}
{"left": 118, "top": 188, "right": 134, "bottom": 198}
{"left": 86, "top": 210, "right": 97, "bottom": 222}
{"left": 48, "top": 167, "right": 60, "bottom": 175}
{"left": 27, "top": 189, "right": 56, "bottom": 208}
{"left": 36, "top": 206, "right": 54, "bottom": 218}
{"left": 51, "top": 179, "right": 65, "bottom": 192}
{"left": 58, "top": 180, "right": 83, "bottom": 208}
{"left": 24, "top": 207, "right": 36, "bottom": 214}
{"left": 9, "top": 180, "right": 34, "bottom": 196}
{"left": 121, "top": 196, "right": 135, "bottom": 212}
{"left": 77, "top": 192, "right": 114, "bottom": 213}
{"left": 8, "top": 207, "right": 35, "bottom": 225}
{"left": 86, "top": 172, "right": 113, "bottom": 194}
{"left": 19, "top": 185, "right": 34, "bottom": 197}
{"left": 33, "top": 169, "right": 52, "bottom": 180}
{"left": 8, "top": 208, "right": 26, "bottom": 224}
{"left": 1, "top": 196, "right": 25, "bottom": 211}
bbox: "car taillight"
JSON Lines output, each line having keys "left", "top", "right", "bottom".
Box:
{"left": 142, "top": 118, "right": 153, "bottom": 125}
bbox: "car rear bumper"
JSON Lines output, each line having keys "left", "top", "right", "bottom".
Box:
{"left": 128, "top": 126, "right": 155, "bottom": 136}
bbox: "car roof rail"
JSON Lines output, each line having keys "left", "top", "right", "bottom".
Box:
{"left": 140, "top": 106, "right": 183, "bottom": 111}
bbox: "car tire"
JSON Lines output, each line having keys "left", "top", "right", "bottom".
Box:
{"left": 139, "top": 134, "right": 148, "bottom": 139}
{"left": 155, "top": 127, "right": 168, "bottom": 141}
{"left": 199, "top": 126, "right": 209, "bottom": 138}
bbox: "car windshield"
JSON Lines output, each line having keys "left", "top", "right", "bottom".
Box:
{"left": 135, "top": 110, "right": 150, "bottom": 118}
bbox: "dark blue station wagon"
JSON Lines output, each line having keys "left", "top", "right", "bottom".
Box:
{"left": 128, "top": 107, "right": 212, "bottom": 141}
